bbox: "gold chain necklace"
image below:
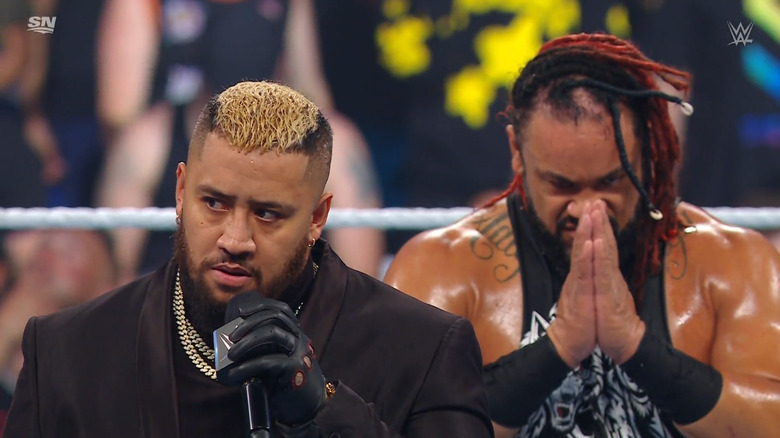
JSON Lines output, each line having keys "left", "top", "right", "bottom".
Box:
{"left": 173, "top": 264, "right": 316, "bottom": 380}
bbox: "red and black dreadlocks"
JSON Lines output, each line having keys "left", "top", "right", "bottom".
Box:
{"left": 491, "top": 33, "right": 691, "bottom": 301}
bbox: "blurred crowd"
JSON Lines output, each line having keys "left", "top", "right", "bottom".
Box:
{"left": 1, "top": 0, "right": 779, "bottom": 429}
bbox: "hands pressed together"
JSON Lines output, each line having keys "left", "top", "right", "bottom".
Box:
{"left": 546, "top": 200, "right": 646, "bottom": 368}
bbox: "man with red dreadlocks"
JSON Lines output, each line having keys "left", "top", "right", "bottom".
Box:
{"left": 385, "top": 33, "right": 780, "bottom": 438}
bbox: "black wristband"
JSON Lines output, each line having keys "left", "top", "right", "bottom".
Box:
{"left": 621, "top": 330, "right": 723, "bottom": 425}
{"left": 483, "top": 335, "right": 571, "bottom": 428}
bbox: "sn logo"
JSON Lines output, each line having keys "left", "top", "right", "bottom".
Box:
{"left": 27, "top": 16, "right": 57, "bottom": 34}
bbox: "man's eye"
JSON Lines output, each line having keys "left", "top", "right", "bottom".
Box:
{"left": 551, "top": 179, "right": 574, "bottom": 190}
{"left": 600, "top": 174, "right": 622, "bottom": 186}
{"left": 205, "top": 198, "right": 226, "bottom": 210}
{"left": 256, "top": 210, "right": 280, "bottom": 221}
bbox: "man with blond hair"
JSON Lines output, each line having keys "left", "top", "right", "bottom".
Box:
{"left": 4, "top": 81, "right": 493, "bottom": 438}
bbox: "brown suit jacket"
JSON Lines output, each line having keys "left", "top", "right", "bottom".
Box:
{"left": 4, "top": 241, "right": 493, "bottom": 438}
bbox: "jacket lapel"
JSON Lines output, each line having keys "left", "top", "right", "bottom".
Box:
{"left": 136, "top": 262, "right": 180, "bottom": 438}
{"left": 298, "top": 240, "right": 348, "bottom": 360}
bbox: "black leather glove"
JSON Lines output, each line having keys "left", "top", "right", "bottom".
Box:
{"left": 224, "top": 297, "right": 327, "bottom": 428}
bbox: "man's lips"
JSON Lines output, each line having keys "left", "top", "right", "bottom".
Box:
{"left": 560, "top": 225, "right": 577, "bottom": 235}
{"left": 213, "top": 264, "right": 251, "bottom": 276}
{"left": 211, "top": 265, "right": 252, "bottom": 288}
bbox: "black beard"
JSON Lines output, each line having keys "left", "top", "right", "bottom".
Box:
{"left": 173, "top": 217, "right": 310, "bottom": 345}
{"left": 523, "top": 198, "right": 639, "bottom": 285}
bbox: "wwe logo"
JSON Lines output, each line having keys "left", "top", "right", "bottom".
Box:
{"left": 727, "top": 21, "right": 754, "bottom": 46}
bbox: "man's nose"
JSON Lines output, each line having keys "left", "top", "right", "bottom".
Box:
{"left": 217, "top": 213, "right": 256, "bottom": 257}
{"left": 566, "top": 194, "right": 605, "bottom": 219}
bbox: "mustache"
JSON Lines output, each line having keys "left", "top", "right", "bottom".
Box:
{"left": 555, "top": 215, "right": 620, "bottom": 237}
{"left": 201, "top": 254, "right": 263, "bottom": 282}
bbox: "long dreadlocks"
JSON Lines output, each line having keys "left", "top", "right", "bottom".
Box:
{"left": 493, "top": 33, "right": 692, "bottom": 302}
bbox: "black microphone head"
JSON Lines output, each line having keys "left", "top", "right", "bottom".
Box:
{"left": 216, "top": 290, "right": 264, "bottom": 379}
{"left": 225, "top": 291, "right": 265, "bottom": 323}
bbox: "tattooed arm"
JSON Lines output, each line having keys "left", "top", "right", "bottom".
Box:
{"left": 384, "top": 224, "right": 478, "bottom": 319}
{"left": 385, "top": 200, "right": 526, "bottom": 355}
{"left": 387, "top": 200, "right": 532, "bottom": 438}
{"left": 387, "top": 200, "right": 528, "bottom": 438}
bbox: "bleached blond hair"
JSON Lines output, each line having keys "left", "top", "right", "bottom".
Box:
{"left": 190, "top": 81, "right": 332, "bottom": 183}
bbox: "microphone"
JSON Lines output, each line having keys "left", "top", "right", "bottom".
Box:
{"left": 214, "top": 291, "right": 273, "bottom": 438}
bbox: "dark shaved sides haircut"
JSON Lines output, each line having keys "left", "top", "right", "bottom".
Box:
{"left": 189, "top": 81, "right": 333, "bottom": 191}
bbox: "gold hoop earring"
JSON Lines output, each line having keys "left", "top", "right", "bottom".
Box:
{"left": 307, "top": 238, "right": 315, "bottom": 248}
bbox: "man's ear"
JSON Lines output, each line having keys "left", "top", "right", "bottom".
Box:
{"left": 507, "top": 125, "right": 524, "bottom": 176}
{"left": 175, "top": 162, "right": 186, "bottom": 218}
{"left": 310, "top": 193, "right": 333, "bottom": 242}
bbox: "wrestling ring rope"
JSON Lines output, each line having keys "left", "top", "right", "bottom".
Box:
{"left": 1, "top": 207, "right": 780, "bottom": 231}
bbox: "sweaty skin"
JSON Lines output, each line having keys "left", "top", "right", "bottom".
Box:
{"left": 385, "top": 103, "right": 780, "bottom": 438}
